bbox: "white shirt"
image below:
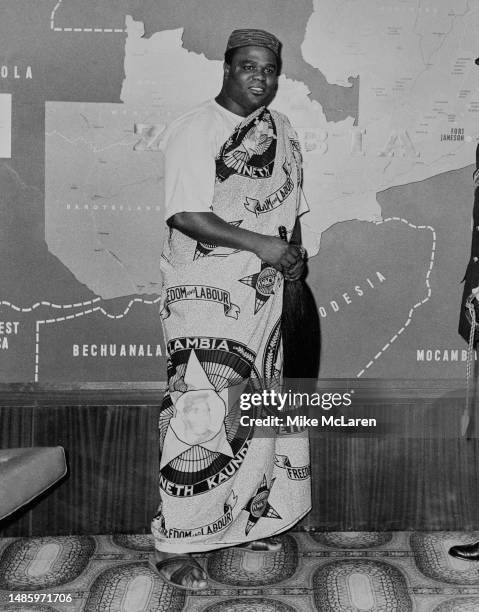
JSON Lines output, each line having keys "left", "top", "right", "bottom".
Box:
{"left": 162, "top": 100, "right": 242, "bottom": 221}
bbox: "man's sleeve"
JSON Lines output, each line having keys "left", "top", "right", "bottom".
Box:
{"left": 297, "top": 190, "right": 310, "bottom": 217}
{"left": 281, "top": 113, "right": 309, "bottom": 218}
{"left": 163, "top": 117, "right": 217, "bottom": 221}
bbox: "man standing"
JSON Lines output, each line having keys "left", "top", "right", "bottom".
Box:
{"left": 151, "top": 29, "right": 311, "bottom": 589}
{"left": 448, "top": 151, "right": 479, "bottom": 561}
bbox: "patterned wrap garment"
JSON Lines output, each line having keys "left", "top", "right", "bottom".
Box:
{"left": 152, "top": 104, "right": 311, "bottom": 552}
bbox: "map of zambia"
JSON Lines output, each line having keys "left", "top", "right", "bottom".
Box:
{"left": 0, "top": 0, "right": 478, "bottom": 381}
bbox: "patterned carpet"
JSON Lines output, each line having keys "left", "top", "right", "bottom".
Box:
{"left": 1, "top": 531, "right": 479, "bottom": 611}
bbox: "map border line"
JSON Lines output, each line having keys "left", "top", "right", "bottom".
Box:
{"left": 356, "top": 216, "right": 436, "bottom": 378}
{"left": 50, "top": 0, "right": 127, "bottom": 34}
{"left": 34, "top": 296, "right": 161, "bottom": 382}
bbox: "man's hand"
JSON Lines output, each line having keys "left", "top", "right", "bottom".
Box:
{"left": 254, "top": 236, "right": 303, "bottom": 273}
{"left": 169, "top": 212, "right": 303, "bottom": 273}
{"left": 283, "top": 257, "right": 305, "bottom": 281}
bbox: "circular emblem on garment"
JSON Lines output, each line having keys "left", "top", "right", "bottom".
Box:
{"left": 216, "top": 108, "right": 277, "bottom": 182}
{"left": 171, "top": 388, "right": 227, "bottom": 445}
{"left": 239, "top": 262, "right": 280, "bottom": 315}
{"left": 159, "top": 337, "right": 261, "bottom": 497}
{"left": 250, "top": 491, "right": 269, "bottom": 518}
{"left": 256, "top": 267, "right": 277, "bottom": 297}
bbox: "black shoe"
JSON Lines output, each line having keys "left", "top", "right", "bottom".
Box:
{"left": 448, "top": 541, "right": 479, "bottom": 560}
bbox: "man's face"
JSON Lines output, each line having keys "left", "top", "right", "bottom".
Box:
{"left": 222, "top": 45, "right": 279, "bottom": 117}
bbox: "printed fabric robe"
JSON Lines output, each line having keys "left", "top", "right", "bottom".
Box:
{"left": 152, "top": 106, "right": 311, "bottom": 553}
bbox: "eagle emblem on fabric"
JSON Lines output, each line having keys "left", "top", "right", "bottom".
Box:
{"left": 215, "top": 108, "right": 277, "bottom": 182}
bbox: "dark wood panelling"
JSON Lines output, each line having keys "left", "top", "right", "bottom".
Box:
{"left": 29, "top": 403, "right": 160, "bottom": 536}
{"left": 0, "top": 405, "right": 33, "bottom": 447}
{"left": 1, "top": 381, "right": 479, "bottom": 535}
{"left": 300, "top": 437, "right": 479, "bottom": 532}
{"left": 0, "top": 405, "right": 34, "bottom": 536}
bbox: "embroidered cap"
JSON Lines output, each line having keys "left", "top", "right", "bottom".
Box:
{"left": 226, "top": 29, "right": 282, "bottom": 58}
